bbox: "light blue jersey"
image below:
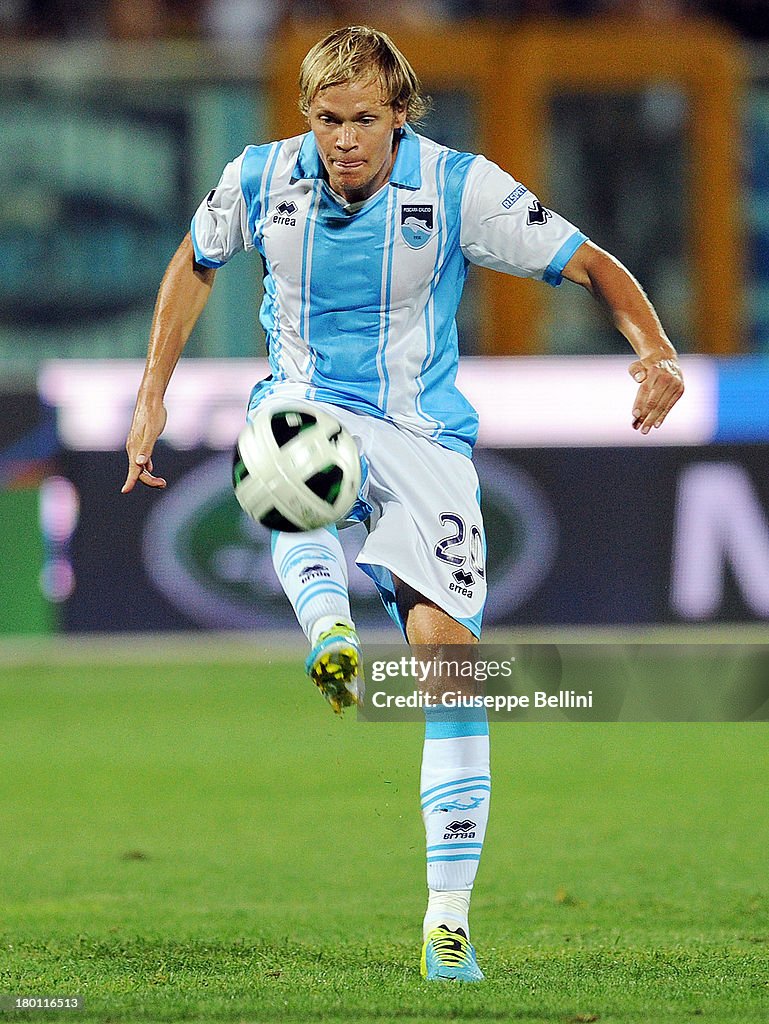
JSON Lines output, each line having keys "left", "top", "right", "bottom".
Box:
{"left": 191, "top": 125, "right": 586, "bottom": 456}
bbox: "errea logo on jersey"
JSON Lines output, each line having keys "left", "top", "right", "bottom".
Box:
{"left": 273, "top": 200, "right": 298, "bottom": 226}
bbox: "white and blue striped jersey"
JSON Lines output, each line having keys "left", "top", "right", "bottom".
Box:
{"left": 191, "top": 125, "right": 587, "bottom": 456}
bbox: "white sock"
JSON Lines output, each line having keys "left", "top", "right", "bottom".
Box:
{"left": 309, "top": 614, "right": 356, "bottom": 648}
{"left": 420, "top": 710, "right": 490, "bottom": 938}
{"left": 271, "top": 528, "right": 353, "bottom": 642}
{"left": 423, "top": 889, "right": 472, "bottom": 939}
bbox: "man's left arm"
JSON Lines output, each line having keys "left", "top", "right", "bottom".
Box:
{"left": 562, "top": 240, "right": 684, "bottom": 433}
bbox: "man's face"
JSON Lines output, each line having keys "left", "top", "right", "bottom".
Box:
{"left": 308, "top": 78, "right": 407, "bottom": 203}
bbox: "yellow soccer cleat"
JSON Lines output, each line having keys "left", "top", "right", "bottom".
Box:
{"left": 420, "top": 925, "right": 484, "bottom": 982}
{"left": 305, "top": 622, "right": 363, "bottom": 715}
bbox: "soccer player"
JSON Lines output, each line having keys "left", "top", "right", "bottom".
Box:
{"left": 122, "top": 25, "right": 684, "bottom": 981}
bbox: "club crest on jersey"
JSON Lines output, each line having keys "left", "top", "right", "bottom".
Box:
{"left": 401, "top": 205, "right": 434, "bottom": 249}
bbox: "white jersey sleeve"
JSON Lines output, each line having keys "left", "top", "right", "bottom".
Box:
{"left": 190, "top": 150, "right": 254, "bottom": 269}
{"left": 459, "top": 155, "right": 587, "bottom": 286}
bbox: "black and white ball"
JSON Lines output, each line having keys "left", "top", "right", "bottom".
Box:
{"left": 232, "top": 405, "right": 362, "bottom": 532}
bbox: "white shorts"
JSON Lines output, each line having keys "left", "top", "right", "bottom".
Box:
{"left": 248, "top": 388, "right": 487, "bottom": 638}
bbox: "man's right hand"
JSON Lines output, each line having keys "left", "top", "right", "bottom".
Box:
{"left": 121, "top": 396, "right": 168, "bottom": 493}
{"left": 120, "top": 233, "right": 216, "bottom": 495}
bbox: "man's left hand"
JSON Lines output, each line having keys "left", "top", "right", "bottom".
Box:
{"left": 628, "top": 356, "right": 684, "bottom": 434}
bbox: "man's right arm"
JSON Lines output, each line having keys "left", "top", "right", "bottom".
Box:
{"left": 121, "top": 233, "right": 215, "bottom": 493}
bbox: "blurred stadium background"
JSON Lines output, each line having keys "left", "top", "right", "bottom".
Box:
{"left": 2, "top": 0, "right": 769, "bottom": 640}
{"left": 4, "top": 13, "right": 769, "bottom": 1020}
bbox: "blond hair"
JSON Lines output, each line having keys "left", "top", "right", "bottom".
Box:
{"left": 299, "top": 25, "right": 430, "bottom": 123}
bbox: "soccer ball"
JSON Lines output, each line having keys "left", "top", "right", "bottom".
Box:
{"left": 232, "top": 405, "right": 362, "bottom": 532}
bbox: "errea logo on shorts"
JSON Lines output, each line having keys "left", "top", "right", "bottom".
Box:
{"left": 273, "top": 200, "right": 298, "bottom": 226}
{"left": 449, "top": 567, "right": 474, "bottom": 598}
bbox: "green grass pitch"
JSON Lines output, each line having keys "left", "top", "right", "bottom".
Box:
{"left": 1, "top": 644, "right": 768, "bottom": 1023}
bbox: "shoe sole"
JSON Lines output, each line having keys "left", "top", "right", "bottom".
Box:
{"left": 308, "top": 645, "right": 361, "bottom": 715}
